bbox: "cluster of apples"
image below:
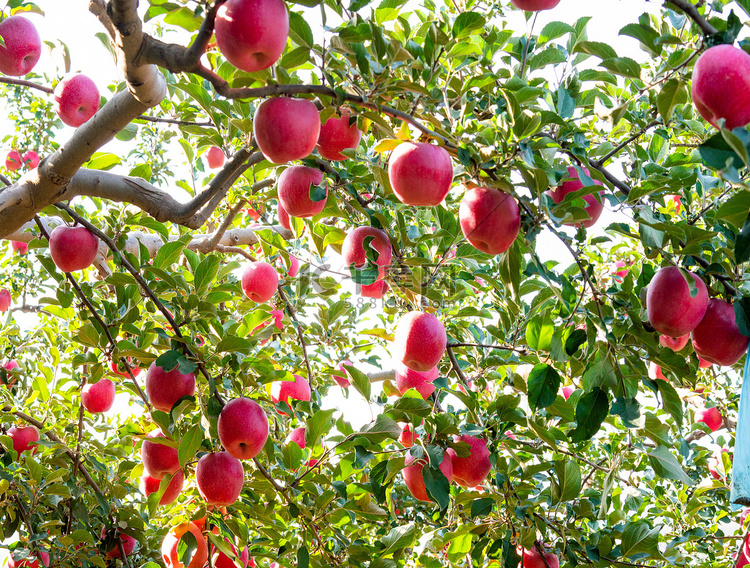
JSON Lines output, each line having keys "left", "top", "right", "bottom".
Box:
{"left": 5, "top": 149, "right": 39, "bottom": 171}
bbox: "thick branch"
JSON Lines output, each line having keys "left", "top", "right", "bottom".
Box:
{"left": 0, "top": 76, "right": 53, "bottom": 94}
{"left": 664, "top": 0, "right": 719, "bottom": 36}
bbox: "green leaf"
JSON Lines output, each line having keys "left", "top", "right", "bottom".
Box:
{"left": 306, "top": 409, "right": 335, "bottom": 448}
{"left": 569, "top": 387, "right": 610, "bottom": 442}
{"left": 554, "top": 459, "right": 582, "bottom": 502}
{"left": 288, "top": 12, "right": 313, "bottom": 48}
{"left": 194, "top": 255, "right": 221, "bottom": 296}
{"left": 452, "top": 12, "right": 485, "bottom": 38}
{"left": 647, "top": 445, "right": 695, "bottom": 485}
{"left": 736, "top": 214, "right": 750, "bottom": 264}
{"left": 178, "top": 424, "right": 203, "bottom": 468}
{"left": 698, "top": 131, "right": 746, "bottom": 170}
{"left": 343, "top": 362, "right": 371, "bottom": 401}
{"left": 309, "top": 182, "right": 327, "bottom": 203}
{"left": 355, "top": 414, "right": 401, "bottom": 444}
{"left": 538, "top": 21, "right": 575, "bottom": 43}
{"left": 423, "top": 463, "right": 451, "bottom": 509}
{"left": 721, "top": 128, "right": 750, "bottom": 167}
{"left": 154, "top": 350, "right": 182, "bottom": 373}
{"left": 153, "top": 239, "right": 188, "bottom": 270}
{"left": 656, "top": 78, "right": 686, "bottom": 122}
{"left": 610, "top": 397, "right": 640, "bottom": 428}
{"left": 527, "top": 364, "right": 561, "bottom": 411}
{"left": 656, "top": 380, "right": 683, "bottom": 427}
{"left": 621, "top": 521, "right": 663, "bottom": 559}
{"left": 573, "top": 40, "right": 617, "bottom": 60}
{"left": 297, "top": 545, "right": 310, "bottom": 568}
{"left": 526, "top": 312, "right": 553, "bottom": 351}
{"left": 380, "top": 524, "right": 416, "bottom": 555}
{"left": 177, "top": 530, "right": 198, "bottom": 566}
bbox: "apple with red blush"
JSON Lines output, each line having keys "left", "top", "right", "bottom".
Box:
{"left": 332, "top": 360, "right": 353, "bottom": 388}
{"left": 511, "top": 0, "right": 561, "bottom": 10}
{"left": 388, "top": 141, "right": 453, "bottom": 206}
{"left": 8, "top": 551, "right": 49, "bottom": 568}
{"left": 100, "top": 527, "right": 137, "bottom": 558}
{"left": 161, "top": 522, "right": 208, "bottom": 568}
{"left": 696, "top": 406, "right": 723, "bottom": 432}
{"left": 271, "top": 374, "right": 311, "bottom": 412}
{"left": 48, "top": 225, "right": 99, "bottom": 273}
{"left": 342, "top": 226, "right": 392, "bottom": 281}
{"left": 81, "top": 378, "right": 115, "bottom": 413}
{"left": 659, "top": 334, "right": 689, "bottom": 352}
{"left": 546, "top": 166, "right": 604, "bottom": 228}
{"left": 241, "top": 261, "right": 279, "bottom": 303}
{"left": 54, "top": 73, "right": 100, "bottom": 127}
{"left": 392, "top": 311, "right": 447, "bottom": 373}
{"left": 12, "top": 241, "right": 28, "bottom": 254}
{"left": 691, "top": 298, "right": 750, "bottom": 366}
{"left": 561, "top": 386, "right": 575, "bottom": 400}
{"left": 0, "top": 288, "right": 10, "bottom": 312}
{"left": 218, "top": 397, "right": 269, "bottom": 459}
{"left": 6, "top": 150, "right": 22, "bottom": 171}
{"left": 317, "top": 111, "right": 362, "bottom": 161}
{"left": 277, "top": 165, "right": 328, "bottom": 218}
{"left": 446, "top": 434, "right": 492, "bottom": 487}
{"left": 522, "top": 545, "right": 560, "bottom": 568}
{"left": 141, "top": 430, "right": 180, "bottom": 478}
{"left": 145, "top": 360, "right": 195, "bottom": 412}
{"left": 459, "top": 186, "right": 520, "bottom": 255}
{"left": 253, "top": 97, "right": 319, "bottom": 164}
{"left": 22, "top": 150, "right": 39, "bottom": 169}
{"left": 287, "top": 427, "right": 306, "bottom": 449}
{"left": 361, "top": 279, "right": 389, "bottom": 299}
{"left": 141, "top": 469, "right": 184, "bottom": 506}
{"left": 402, "top": 448, "right": 453, "bottom": 501}
{"left": 395, "top": 365, "right": 438, "bottom": 399}
{"left": 8, "top": 425, "right": 39, "bottom": 457}
{"left": 196, "top": 451, "right": 245, "bottom": 506}
{"left": 646, "top": 266, "right": 708, "bottom": 337}
{"left": 206, "top": 146, "right": 225, "bottom": 169}
{"left": 648, "top": 362, "right": 667, "bottom": 381}
{"left": 0, "top": 16, "right": 41, "bottom": 76}
{"left": 398, "top": 423, "right": 415, "bottom": 447}
{"left": 692, "top": 44, "right": 750, "bottom": 130}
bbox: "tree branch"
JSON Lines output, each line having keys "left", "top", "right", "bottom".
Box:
{"left": 664, "top": 0, "right": 718, "bottom": 36}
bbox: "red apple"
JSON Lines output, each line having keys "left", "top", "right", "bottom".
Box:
{"left": 6, "top": 150, "right": 22, "bottom": 171}
{"left": 196, "top": 451, "right": 245, "bottom": 506}
{"left": 522, "top": 545, "right": 560, "bottom": 568}
{"left": 699, "top": 356, "right": 713, "bottom": 369}
{"left": 696, "top": 407, "right": 723, "bottom": 432}
{"left": 392, "top": 311, "right": 447, "bottom": 373}
{"left": 11, "top": 241, "right": 28, "bottom": 254}
{"left": 22, "top": 150, "right": 39, "bottom": 169}
{"left": 342, "top": 226, "right": 392, "bottom": 281}
{"left": 561, "top": 386, "right": 574, "bottom": 400}
{"left": 218, "top": 398, "right": 269, "bottom": 460}
{"left": 145, "top": 361, "right": 196, "bottom": 412}
{"left": 287, "top": 426, "right": 306, "bottom": 449}
{"left": 161, "top": 522, "right": 208, "bottom": 568}
{"left": 361, "top": 279, "right": 389, "bottom": 299}
{"left": 388, "top": 141, "right": 453, "bottom": 206}
{"left": 659, "top": 334, "right": 690, "bottom": 352}
{"left": 332, "top": 360, "right": 353, "bottom": 388}
{"left": 612, "top": 261, "right": 628, "bottom": 281}
{"left": 241, "top": 261, "right": 279, "bottom": 303}
{"left": 141, "top": 430, "right": 180, "bottom": 479}
{"left": 206, "top": 146, "right": 225, "bottom": 169}
{"left": 692, "top": 44, "right": 750, "bottom": 130}
{"left": 213, "top": 541, "right": 250, "bottom": 568}
{"left": 81, "top": 378, "right": 115, "bottom": 413}
{"left": 110, "top": 357, "right": 141, "bottom": 378}
{"left": 278, "top": 201, "right": 292, "bottom": 230}
{"left": 286, "top": 255, "right": 300, "bottom": 277}
{"left": 458, "top": 186, "right": 521, "bottom": 255}
{"left": 253, "top": 97, "right": 319, "bottom": 164}
{"left": 648, "top": 362, "right": 667, "bottom": 381}
{"left": 0, "top": 16, "right": 41, "bottom": 76}
{"left": 692, "top": 298, "right": 749, "bottom": 366}
{"left": 140, "top": 469, "right": 184, "bottom": 506}
{"left": 709, "top": 448, "right": 731, "bottom": 480}
{"left": 511, "top": 0, "right": 561, "bottom": 10}
{"left": 446, "top": 434, "right": 491, "bottom": 487}
{"left": 395, "top": 365, "right": 438, "bottom": 399}
{"left": 402, "top": 450, "right": 453, "bottom": 501}
{"left": 271, "top": 374, "right": 311, "bottom": 411}
{"left": 8, "top": 425, "right": 39, "bottom": 456}
{"left": 646, "top": 266, "right": 708, "bottom": 337}
{"left": 54, "top": 73, "right": 100, "bottom": 127}
{"left": 398, "top": 423, "right": 415, "bottom": 447}
{"left": 0, "top": 288, "right": 10, "bottom": 312}
{"left": 8, "top": 552, "right": 49, "bottom": 568}
{"left": 277, "top": 165, "right": 328, "bottom": 218}
{"left": 546, "top": 166, "right": 604, "bottom": 228}
{"left": 100, "top": 527, "right": 137, "bottom": 558}
{"left": 317, "top": 111, "right": 362, "bottom": 161}
{"left": 739, "top": 549, "right": 750, "bottom": 568}
{"left": 669, "top": 194, "right": 682, "bottom": 215}
{"left": 48, "top": 225, "right": 99, "bottom": 273}
{"left": 215, "top": 0, "right": 288, "bottom": 72}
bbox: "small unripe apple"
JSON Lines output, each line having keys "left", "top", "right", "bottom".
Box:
{"left": 659, "top": 334, "right": 690, "bottom": 352}
{"left": 342, "top": 226, "right": 392, "bottom": 281}
{"left": 692, "top": 44, "right": 750, "bottom": 130}
{"left": 22, "top": 150, "right": 39, "bottom": 169}
{"left": 395, "top": 365, "right": 438, "bottom": 399}
{"left": 402, "top": 449, "right": 453, "bottom": 501}
{"left": 141, "top": 430, "right": 180, "bottom": 479}
{"left": 206, "top": 146, "right": 225, "bottom": 169}
{"left": 0, "top": 288, "right": 10, "bottom": 312}
{"left": 696, "top": 407, "right": 723, "bottom": 432}
{"left": 271, "top": 374, "right": 311, "bottom": 412}
{"left": 361, "top": 279, "right": 389, "bottom": 299}
{"left": 161, "top": 522, "right": 208, "bottom": 568}
{"left": 646, "top": 266, "right": 708, "bottom": 338}
{"left": 11, "top": 241, "right": 28, "bottom": 254}
{"left": 0, "top": 16, "right": 41, "bottom": 76}
{"left": 277, "top": 165, "right": 328, "bottom": 218}
{"left": 218, "top": 398, "right": 269, "bottom": 459}
{"left": 459, "top": 186, "right": 521, "bottom": 255}
{"left": 48, "top": 225, "right": 99, "bottom": 273}
{"left": 511, "top": 0, "right": 561, "bottom": 10}
{"left": 691, "top": 298, "right": 750, "bottom": 366}
{"left": 388, "top": 141, "right": 454, "bottom": 206}
{"left": 241, "top": 261, "right": 279, "bottom": 303}
{"left": 145, "top": 361, "right": 196, "bottom": 412}
{"left": 196, "top": 451, "right": 245, "bottom": 506}
{"left": 81, "top": 378, "right": 116, "bottom": 413}
{"left": 522, "top": 545, "right": 560, "bottom": 568}
{"left": 317, "top": 111, "right": 362, "bottom": 161}
{"left": 6, "top": 150, "right": 22, "bottom": 171}
{"left": 53, "top": 73, "right": 100, "bottom": 127}
{"left": 8, "top": 425, "right": 39, "bottom": 457}
{"left": 447, "top": 434, "right": 492, "bottom": 487}
{"left": 392, "top": 311, "right": 447, "bottom": 373}
{"left": 140, "top": 469, "right": 184, "bottom": 506}
{"left": 547, "top": 166, "right": 604, "bottom": 228}
{"left": 253, "top": 97, "right": 320, "bottom": 164}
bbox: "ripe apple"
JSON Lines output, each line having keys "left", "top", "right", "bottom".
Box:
{"left": 402, "top": 450, "right": 453, "bottom": 502}
{"left": 12, "top": 241, "right": 28, "bottom": 254}
{"left": 53, "top": 73, "right": 101, "bottom": 127}
{"left": 612, "top": 261, "right": 628, "bottom": 281}
{"left": 278, "top": 201, "right": 292, "bottom": 230}
{"left": 447, "top": 434, "right": 491, "bottom": 487}
{"left": 161, "top": 522, "right": 208, "bottom": 568}
{"left": 22, "top": 150, "right": 39, "bottom": 169}
{"left": 511, "top": 0, "right": 561, "bottom": 10}
{"left": 196, "top": 451, "right": 245, "bottom": 506}
{"left": 648, "top": 362, "right": 667, "bottom": 381}
{"left": 213, "top": 539, "right": 250, "bottom": 568}
{"left": 286, "top": 254, "right": 300, "bottom": 277}
{"left": 709, "top": 448, "right": 731, "bottom": 480}
{"left": 271, "top": 374, "right": 311, "bottom": 411}
{"left": 218, "top": 398, "right": 269, "bottom": 460}
{"left": 277, "top": 165, "right": 328, "bottom": 218}
{"left": 141, "top": 430, "right": 180, "bottom": 479}
{"left": 81, "top": 378, "right": 115, "bottom": 413}
{"left": 6, "top": 149, "right": 22, "bottom": 171}
{"left": 388, "top": 141, "right": 453, "bottom": 206}
{"left": 8, "top": 551, "right": 49, "bottom": 568}
{"left": 140, "top": 469, "right": 185, "bottom": 506}
{"left": 317, "top": 111, "right": 362, "bottom": 161}
{"left": 48, "top": 225, "right": 99, "bottom": 273}
{"left": 395, "top": 365, "right": 438, "bottom": 399}
{"left": 696, "top": 407, "right": 723, "bottom": 432}
{"left": 458, "top": 186, "right": 521, "bottom": 255}
{"left": 215, "top": 0, "right": 288, "bottom": 72}
{"left": 206, "top": 146, "right": 225, "bottom": 169}
{"left": 392, "top": 311, "right": 447, "bottom": 373}
{"left": 287, "top": 426, "right": 306, "bottom": 449}
{"left": 739, "top": 549, "right": 750, "bottom": 568}
{"left": 342, "top": 226, "right": 392, "bottom": 281}
{"left": 361, "top": 279, "right": 389, "bottom": 299}
{"left": 145, "top": 361, "right": 196, "bottom": 412}
{"left": 0, "top": 288, "right": 10, "bottom": 312}
{"left": 659, "top": 334, "right": 689, "bottom": 352}
{"left": 8, "top": 425, "right": 39, "bottom": 456}
{"left": 241, "top": 261, "right": 279, "bottom": 303}
{"left": 332, "top": 360, "right": 353, "bottom": 388}
{"left": 0, "top": 16, "right": 41, "bottom": 76}
{"left": 100, "top": 527, "right": 137, "bottom": 558}
{"left": 253, "top": 97, "right": 320, "bottom": 164}
{"left": 646, "top": 266, "right": 708, "bottom": 337}
{"left": 110, "top": 357, "right": 141, "bottom": 377}
{"left": 692, "top": 44, "right": 750, "bottom": 130}
{"left": 547, "top": 166, "right": 604, "bottom": 228}
{"left": 692, "top": 298, "right": 749, "bottom": 366}
{"left": 522, "top": 545, "right": 560, "bottom": 568}
{"left": 561, "top": 386, "right": 574, "bottom": 400}
{"left": 698, "top": 356, "right": 713, "bottom": 369}
{"left": 398, "top": 423, "right": 415, "bottom": 447}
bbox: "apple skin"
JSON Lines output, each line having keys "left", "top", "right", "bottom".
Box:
{"left": 110, "top": 357, "right": 141, "bottom": 378}
{"left": 446, "top": 435, "right": 492, "bottom": 487}
{"left": 206, "top": 146, "right": 225, "bottom": 169}
{"left": 361, "top": 279, "right": 389, "bottom": 299}
{"left": 511, "top": 0, "right": 561, "bottom": 10}
{"left": 342, "top": 226, "right": 392, "bottom": 281}
{"left": 278, "top": 201, "right": 292, "bottom": 230}
{"left": 286, "top": 255, "right": 300, "bottom": 277}
{"left": 0, "top": 288, "right": 10, "bottom": 312}
{"left": 395, "top": 365, "right": 438, "bottom": 399}
{"left": 0, "top": 16, "right": 41, "bottom": 76}
{"left": 317, "top": 112, "right": 362, "bottom": 161}
{"left": 81, "top": 378, "right": 116, "bottom": 413}
{"left": 241, "top": 261, "right": 280, "bottom": 303}
{"left": 277, "top": 166, "right": 328, "bottom": 218}
{"left": 6, "top": 150, "right": 22, "bottom": 171}
{"left": 48, "top": 225, "right": 99, "bottom": 273}
{"left": 659, "top": 334, "right": 690, "bottom": 352}
{"left": 648, "top": 362, "right": 667, "bottom": 381}
{"left": 215, "top": 0, "right": 288, "bottom": 73}
{"left": 692, "top": 298, "right": 750, "bottom": 366}
{"left": 692, "top": 44, "right": 750, "bottom": 130}
{"left": 709, "top": 448, "right": 731, "bottom": 480}
{"left": 8, "top": 551, "right": 49, "bottom": 568}
{"left": 12, "top": 241, "right": 28, "bottom": 254}
{"left": 403, "top": 450, "right": 453, "bottom": 501}
{"left": 271, "top": 374, "right": 311, "bottom": 412}
{"left": 100, "top": 527, "right": 137, "bottom": 558}
{"left": 22, "top": 150, "right": 39, "bottom": 169}
{"left": 547, "top": 166, "right": 604, "bottom": 228}
{"left": 218, "top": 397, "right": 269, "bottom": 460}
{"left": 522, "top": 546, "right": 560, "bottom": 568}
{"left": 3, "top": 359, "right": 19, "bottom": 388}
{"left": 141, "top": 430, "right": 180, "bottom": 479}
{"left": 393, "top": 311, "right": 447, "bottom": 373}
{"left": 332, "top": 360, "right": 353, "bottom": 388}
{"left": 612, "top": 261, "right": 628, "bottom": 281}
{"left": 161, "top": 522, "right": 208, "bottom": 568}
{"left": 388, "top": 142, "right": 453, "bottom": 206}
{"left": 561, "top": 386, "right": 574, "bottom": 400}
{"left": 253, "top": 97, "right": 320, "bottom": 164}
{"left": 459, "top": 187, "right": 521, "bottom": 255}
{"left": 8, "top": 425, "right": 39, "bottom": 456}
{"left": 53, "top": 74, "right": 100, "bottom": 127}
{"left": 196, "top": 451, "right": 245, "bottom": 506}
{"left": 696, "top": 407, "right": 723, "bottom": 432}
{"left": 399, "top": 423, "right": 415, "bottom": 447}
{"left": 140, "top": 469, "right": 184, "bottom": 506}
{"left": 287, "top": 426, "right": 306, "bottom": 449}
{"left": 698, "top": 356, "right": 713, "bottom": 369}
{"left": 213, "top": 542, "right": 250, "bottom": 568}
{"left": 646, "top": 266, "right": 709, "bottom": 338}
{"left": 145, "top": 361, "right": 196, "bottom": 412}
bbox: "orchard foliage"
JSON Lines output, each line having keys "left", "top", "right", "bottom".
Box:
{"left": 2, "top": 0, "right": 750, "bottom": 566}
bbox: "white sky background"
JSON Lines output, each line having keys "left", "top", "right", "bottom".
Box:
{"left": 1, "top": 0, "right": 715, "bottom": 562}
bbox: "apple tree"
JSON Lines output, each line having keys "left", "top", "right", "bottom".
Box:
{"left": 1, "top": 0, "right": 750, "bottom": 566}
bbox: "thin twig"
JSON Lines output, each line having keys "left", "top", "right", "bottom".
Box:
{"left": 277, "top": 286, "right": 314, "bottom": 387}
